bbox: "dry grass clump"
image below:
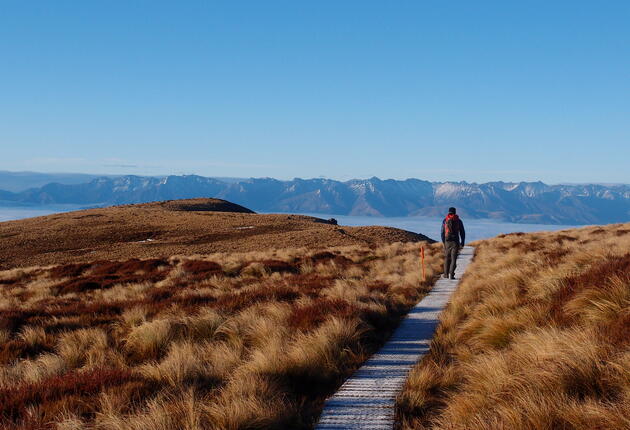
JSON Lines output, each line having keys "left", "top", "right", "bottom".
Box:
{"left": 0, "top": 240, "right": 440, "bottom": 429}
{"left": 397, "top": 223, "right": 630, "bottom": 430}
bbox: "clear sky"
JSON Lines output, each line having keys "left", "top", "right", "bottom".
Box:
{"left": 1, "top": 1, "right": 629, "bottom": 183}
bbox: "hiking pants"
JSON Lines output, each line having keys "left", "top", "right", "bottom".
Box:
{"left": 444, "top": 240, "right": 459, "bottom": 276}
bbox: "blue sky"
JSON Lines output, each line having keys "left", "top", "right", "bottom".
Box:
{"left": 1, "top": 1, "right": 629, "bottom": 183}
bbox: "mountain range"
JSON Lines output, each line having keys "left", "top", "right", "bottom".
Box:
{"left": 1, "top": 174, "right": 629, "bottom": 225}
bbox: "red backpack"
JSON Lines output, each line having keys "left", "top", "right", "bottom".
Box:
{"left": 444, "top": 214, "right": 460, "bottom": 241}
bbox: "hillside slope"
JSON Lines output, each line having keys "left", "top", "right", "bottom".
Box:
{"left": 397, "top": 223, "right": 630, "bottom": 429}
{"left": 0, "top": 198, "right": 432, "bottom": 269}
{"left": 0, "top": 238, "right": 443, "bottom": 429}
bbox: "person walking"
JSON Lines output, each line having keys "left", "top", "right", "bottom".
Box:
{"left": 441, "top": 207, "right": 465, "bottom": 279}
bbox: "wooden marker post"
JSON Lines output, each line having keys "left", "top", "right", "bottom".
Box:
{"left": 421, "top": 246, "right": 426, "bottom": 282}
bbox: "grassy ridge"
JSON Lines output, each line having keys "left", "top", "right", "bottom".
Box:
{"left": 0, "top": 200, "right": 432, "bottom": 270}
{"left": 397, "top": 224, "right": 630, "bottom": 429}
{"left": 0, "top": 242, "right": 441, "bottom": 429}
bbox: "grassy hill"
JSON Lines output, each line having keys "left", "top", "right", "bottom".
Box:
{"left": 0, "top": 198, "right": 433, "bottom": 269}
{"left": 3, "top": 199, "right": 626, "bottom": 429}
{"left": 397, "top": 223, "right": 630, "bottom": 430}
{"left": 0, "top": 199, "right": 439, "bottom": 429}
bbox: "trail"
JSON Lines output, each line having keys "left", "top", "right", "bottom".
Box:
{"left": 316, "top": 246, "right": 474, "bottom": 429}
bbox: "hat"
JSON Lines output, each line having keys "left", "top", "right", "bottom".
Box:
{"left": 448, "top": 207, "right": 456, "bottom": 214}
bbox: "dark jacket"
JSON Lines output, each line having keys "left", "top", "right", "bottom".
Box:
{"left": 441, "top": 215, "right": 465, "bottom": 245}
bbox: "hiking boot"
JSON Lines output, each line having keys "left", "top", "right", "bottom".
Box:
{"left": 450, "top": 274, "right": 456, "bottom": 280}
{"left": 442, "top": 274, "right": 449, "bottom": 279}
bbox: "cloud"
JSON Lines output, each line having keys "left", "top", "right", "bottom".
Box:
{"left": 28, "top": 157, "right": 89, "bottom": 165}
{"left": 19, "top": 156, "right": 277, "bottom": 176}
{"left": 101, "top": 164, "right": 139, "bottom": 168}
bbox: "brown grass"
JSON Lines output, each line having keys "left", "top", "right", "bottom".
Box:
{"left": 0, "top": 240, "right": 441, "bottom": 429}
{"left": 396, "top": 223, "right": 630, "bottom": 430}
{"left": 0, "top": 198, "right": 433, "bottom": 269}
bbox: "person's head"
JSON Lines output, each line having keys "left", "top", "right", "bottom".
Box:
{"left": 448, "top": 207, "right": 457, "bottom": 215}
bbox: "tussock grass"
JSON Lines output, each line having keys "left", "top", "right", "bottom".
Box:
{"left": 396, "top": 223, "right": 630, "bottom": 430}
{"left": 0, "top": 241, "right": 440, "bottom": 429}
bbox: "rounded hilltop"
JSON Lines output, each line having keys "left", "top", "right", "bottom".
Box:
{"left": 140, "top": 198, "right": 256, "bottom": 213}
{"left": 0, "top": 198, "right": 434, "bottom": 269}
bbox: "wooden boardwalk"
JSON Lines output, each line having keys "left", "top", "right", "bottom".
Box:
{"left": 316, "top": 246, "right": 474, "bottom": 429}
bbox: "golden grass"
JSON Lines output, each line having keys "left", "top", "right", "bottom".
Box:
{"left": 0, "top": 241, "right": 440, "bottom": 429}
{"left": 396, "top": 223, "right": 630, "bottom": 430}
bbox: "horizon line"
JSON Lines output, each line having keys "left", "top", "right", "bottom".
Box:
{"left": 0, "top": 170, "right": 629, "bottom": 188}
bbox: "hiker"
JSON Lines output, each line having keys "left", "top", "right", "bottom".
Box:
{"left": 441, "top": 207, "right": 465, "bottom": 279}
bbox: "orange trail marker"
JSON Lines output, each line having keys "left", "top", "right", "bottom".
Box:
{"left": 421, "top": 246, "right": 426, "bottom": 281}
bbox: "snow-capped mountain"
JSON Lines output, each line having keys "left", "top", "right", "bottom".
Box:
{"left": 1, "top": 175, "right": 629, "bottom": 225}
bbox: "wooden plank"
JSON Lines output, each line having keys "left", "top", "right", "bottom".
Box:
{"left": 316, "top": 246, "right": 474, "bottom": 429}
